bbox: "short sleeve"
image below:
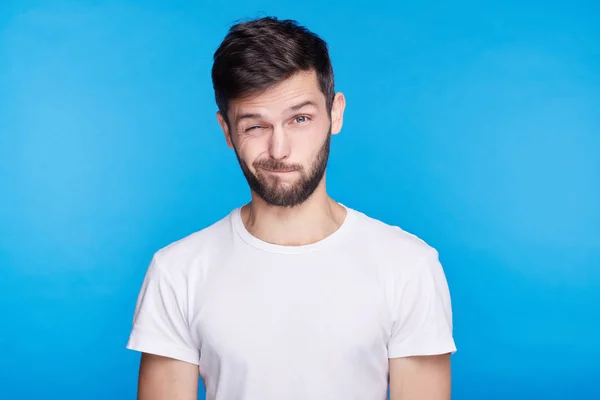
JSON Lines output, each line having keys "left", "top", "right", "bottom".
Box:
{"left": 387, "top": 249, "right": 457, "bottom": 358}
{"left": 126, "top": 256, "right": 200, "bottom": 365}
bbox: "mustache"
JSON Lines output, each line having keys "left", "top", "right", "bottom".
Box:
{"left": 253, "top": 159, "right": 303, "bottom": 173}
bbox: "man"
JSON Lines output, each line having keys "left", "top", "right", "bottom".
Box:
{"left": 126, "top": 16, "right": 456, "bottom": 400}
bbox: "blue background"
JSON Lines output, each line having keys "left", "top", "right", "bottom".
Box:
{"left": 1, "top": 0, "right": 598, "bottom": 398}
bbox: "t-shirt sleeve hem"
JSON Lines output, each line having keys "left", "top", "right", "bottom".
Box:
{"left": 126, "top": 328, "right": 200, "bottom": 366}
{"left": 388, "top": 335, "right": 457, "bottom": 359}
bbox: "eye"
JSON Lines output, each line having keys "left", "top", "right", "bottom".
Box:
{"left": 293, "top": 115, "right": 310, "bottom": 124}
{"left": 245, "top": 125, "right": 262, "bottom": 132}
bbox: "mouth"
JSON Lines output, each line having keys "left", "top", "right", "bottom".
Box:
{"left": 260, "top": 167, "right": 297, "bottom": 174}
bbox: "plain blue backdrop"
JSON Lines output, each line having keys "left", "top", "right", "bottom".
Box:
{"left": 1, "top": 0, "right": 599, "bottom": 398}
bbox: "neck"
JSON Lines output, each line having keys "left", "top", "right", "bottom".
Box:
{"left": 240, "top": 182, "right": 347, "bottom": 246}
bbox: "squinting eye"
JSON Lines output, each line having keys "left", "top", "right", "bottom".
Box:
{"left": 245, "top": 126, "right": 261, "bottom": 132}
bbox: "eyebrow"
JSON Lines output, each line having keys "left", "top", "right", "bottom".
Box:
{"left": 286, "top": 100, "right": 319, "bottom": 113}
{"left": 236, "top": 112, "right": 263, "bottom": 122}
{"left": 235, "top": 100, "right": 319, "bottom": 124}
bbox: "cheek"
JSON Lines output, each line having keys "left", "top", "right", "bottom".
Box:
{"left": 295, "top": 129, "right": 326, "bottom": 158}
{"left": 236, "top": 136, "right": 266, "bottom": 166}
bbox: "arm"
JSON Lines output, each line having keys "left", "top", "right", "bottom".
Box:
{"left": 126, "top": 257, "right": 201, "bottom": 399}
{"left": 389, "top": 354, "right": 451, "bottom": 400}
{"left": 138, "top": 353, "right": 198, "bottom": 400}
{"left": 387, "top": 248, "right": 456, "bottom": 399}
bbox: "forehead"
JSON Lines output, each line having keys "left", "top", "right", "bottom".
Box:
{"left": 229, "top": 71, "right": 326, "bottom": 120}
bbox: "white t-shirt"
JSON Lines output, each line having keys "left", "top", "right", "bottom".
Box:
{"left": 126, "top": 205, "right": 456, "bottom": 400}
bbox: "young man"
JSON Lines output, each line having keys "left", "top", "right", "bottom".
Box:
{"left": 127, "top": 16, "right": 456, "bottom": 400}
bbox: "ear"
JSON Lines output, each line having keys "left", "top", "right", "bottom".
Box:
{"left": 217, "top": 111, "right": 234, "bottom": 149}
{"left": 330, "top": 92, "right": 346, "bottom": 135}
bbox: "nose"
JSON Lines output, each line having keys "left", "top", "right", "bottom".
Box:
{"left": 268, "top": 126, "right": 290, "bottom": 160}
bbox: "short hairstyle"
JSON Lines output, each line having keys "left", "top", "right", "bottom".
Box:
{"left": 211, "top": 17, "right": 335, "bottom": 124}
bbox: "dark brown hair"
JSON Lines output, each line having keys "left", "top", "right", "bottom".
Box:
{"left": 211, "top": 17, "right": 335, "bottom": 124}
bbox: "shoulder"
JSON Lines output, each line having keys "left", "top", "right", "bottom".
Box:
{"left": 348, "top": 207, "right": 439, "bottom": 271}
{"left": 347, "top": 208, "right": 451, "bottom": 313}
{"left": 151, "top": 210, "right": 235, "bottom": 277}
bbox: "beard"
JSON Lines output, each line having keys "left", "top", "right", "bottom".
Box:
{"left": 233, "top": 131, "right": 331, "bottom": 208}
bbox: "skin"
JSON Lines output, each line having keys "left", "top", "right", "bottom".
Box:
{"left": 218, "top": 70, "right": 347, "bottom": 245}
{"left": 137, "top": 70, "right": 451, "bottom": 399}
{"left": 389, "top": 354, "right": 452, "bottom": 400}
{"left": 137, "top": 354, "right": 198, "bottom": 400}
